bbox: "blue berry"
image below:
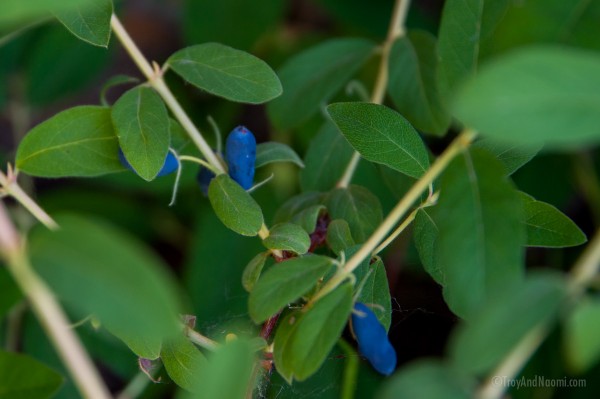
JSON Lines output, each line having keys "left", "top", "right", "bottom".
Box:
{"left": 196, "top": 166, "right": 216, "bottom": 196}
{"left": 351, "top": 302, "right": 397, "bottom": 376}
{"left": 225, "top": 126, "right": 256, "bottom": 190}
{"left": 118, "top": 149, "right": 179, "bottom": 177}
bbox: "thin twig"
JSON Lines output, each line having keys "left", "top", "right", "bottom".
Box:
{"left": 0, "top": 169, "right": 58, "bottom": 230}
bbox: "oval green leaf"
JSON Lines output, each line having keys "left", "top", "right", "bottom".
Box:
{"left": 435, "top": 149, "right": 525, "bottom": 319}
{"left": 255, "top": 142, "right": 304, "bottom": 169}
{"left": 327, "top": 102, "right": 430, "bottom": 179}
{"left": 273, "top": 191, "right": 324, "bottom": 224}
{"left": 564, "top": 297, "right": 600, "bottom": 373}
{"left": 437, "top": 0, "right": 484, "bottom": 98}
{"left": 413, "top": 208, "right": 443, "bottom": 285}
{"left": 326, "top": 219, "right": 355, "bottom": 256}
{"left": 248, "top": 255, "right": 335, "bottom": 323}
{"left": 104, "top": 325, "right": 162, "bottom": 360}
{"left": 378, "top": 360, "right": 471, "bottom": 399}
{"left": 29, "top": 214, "right": 182, "bottom": 344}
{"left": 180, "top": 339, "right": 256, "bottom": 399}
{"left": 449, "top": 272, "right": 566, "bottom": 375}
{"left": 354, "top": 256, "right": 391, "bottom": 331}
{"left": 325, "top": 185, "right": 383, "bottom": 243}
{"left": 300, "top": 121, "right": 355, "bottom": 192}
{"left": 267, "top": 38, "right": 376, "bottom": 129}
{"left": 112, "top": 86, "right": 171, "bottom": 181}
{"left": 242, "top": 251, "right": 270, "bottom": 293}
{"left": 519, "top": 192, "right": 587, "bottom": 248}
{"left": 167, "top": 43, "right": 282, "bottom": 104}
{"left": 16, "top": 106, "right": 123, "bottom": 177}
{"left": 273, "top": 283, "right": 353, "bottom": 382}
{"left": 453, "top": 46, "right": 600, "bottom": 147}
{"left": 54, "top": 0, "right": 112, "bottom": 47}
{"left": 263, "top": 223, "right": 311, "bottom": 254}
{"left": 0, "top": 350, "right": 63, "bottom": 399}
{"left": 291, "top": 205, "right": 325, "bottom": 234}
{"left": 161, "top": 336, "right": 208, "bottom": 393}
{"left": 389, "top": 31, "right": 450, "bottom": 136}
{"left": 472, "top": 138, "right": 542, "bottom": 175}
{"left": 208, "top": 174, "right": 264, "bottom": 236}
{"left": 1, "top": 0, "right": 94, "bottom": 28}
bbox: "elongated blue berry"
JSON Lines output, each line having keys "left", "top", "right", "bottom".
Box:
{"left": 196, "top": 167, "right": 216, "bottom": 196}
{"left": 225, "top": 126, "right": 256, "bottom": 190}
{"left": 351, "top": 302, "right": 397, "bottom": 376}
{"left": 118, "top": 149, "right": 179, "bottom": 177}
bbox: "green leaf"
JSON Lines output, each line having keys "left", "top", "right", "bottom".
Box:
{"left": 327, "top": 102, "right": 430, "bottom": 179}
{"left": 0, "top": 350, "right": 63, "bottom": 399}
{"left": 450, "top": 272, "right": 566, "bottom": 375}
{"left": 300, "top": 121, "right": 355, "bottom": 192}
{"left": 267, "top": 38, "right": 376, "bottom": 129}
{"left": 479, "top": 0, "right": 600, "bottom": 56}
{"left": 437, "top": 0, "right": 485, "bottom": 98}
{"left": 29, "top": 214, "right": 182, "bottom": 345}
{"left": 564, "top": 297, "right": 600, "bottom": 373}
{"left": 519, "top": 192, "right": 587, "bottom": 248}
{"left": 208, "top": 174, "right": 264, "bottom": 236}
{"left": 325, "top": 185, "right": 382, "bottom": 243}
{"left": 112, "top": 86, "right": 171, "bottom": 181}
{"left": 326, "top": 219, "right": 355, "bottom": 256}
{"left": 100, "top": 74, "right": 139, "bottom": 106}
{"left": 0, "top": 267, "right": 22, "bottom": 318}
{"left": 182, "top": 339, "right": 256, "bottom": 399}
{"left": 248, "top": 255, "right": 334, "bottom": 323}
{"left": 0, "top": 0, "right": 94, "bottom": 28}
{"left": 16, "top": 106, "right": 123, "bottom": 177}
{"left": 388, "top": 31, "right": 450, "bottom": 136}
{"left": 354, "top": 255, "right": 391, "bottom": 331}
{"left": 242, "top": 251, "right": 270, "bottom": 293}
{"left": 273, "top": 284, "right": 353, "bottom": 382}
{"left": 454, "top": 46, "right": 600, "bottom": 147}
{"left": 291, "top": 205, "right": 326, "bottom": 234}
{"left": 167, "top": 43, "right": 282, "bottom": 104}
{"left": 263, "top": 223, "right": 311, "bottom": 254}
{"left": 435, "top": 149, "right": 525, "bottom": 319}
{"left": 413, "top": 208, "right": 443, "bottom": 285}
{"left": 255, "top": 142, "right": 304, "bottom": 168}
{"left": 161, "top": 336, "right": 207, "bottom": 392}
{"left": 378, "top": 164, "right": 416, "bottom": 200}
{"left": 377, "top": 360, "right": 472, "bottom": 399}
{"left": 273, "top": 191, "right": 324, "bottom": 224}
{"left": 54, "top": 0, "right": 112, "bottom": 47}
{"left": 472, "top": 138, "right": 542, "bottom": 175}
{"left": 104, "top": 325, "right": 162, "bottom": 360}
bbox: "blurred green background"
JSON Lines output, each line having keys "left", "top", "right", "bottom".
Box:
{"left": 1, "top": 0, "right": 599, "bottom": 398}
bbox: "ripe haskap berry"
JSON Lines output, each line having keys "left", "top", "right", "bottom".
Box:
{"left": 118, "top": 149, "right": 179, "bottom": 177}
{"left": 225, "top": 126, "right": 256, "bottom": 190}
{"left": 196, "top": 166, "right": 216, "bottom": 196}
{"left": 351, "top": 302, "right": 396, "bottom": 376}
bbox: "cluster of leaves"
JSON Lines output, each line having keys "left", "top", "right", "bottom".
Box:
{"left": 2, "top": 0, "right": 600, "bottom": 399}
